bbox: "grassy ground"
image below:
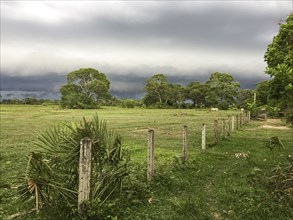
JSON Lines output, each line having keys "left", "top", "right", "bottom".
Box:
{"left": 0, "top": 105, "right": 292, "bottom": 219}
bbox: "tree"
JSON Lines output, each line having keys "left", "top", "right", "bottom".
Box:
{"left": 256, "top": 80, "right": 270, "bottom": 106}
{"left": 143, "top": 74, "right": 169, "bottom": 106}
{"left": 264, "top": 13, "right": 293, "bottom": 110}
{"left": 238, "top": 89, "right": 254, "bottom": 108}
{"left": 168, "top": 84, "right": 186, "bottom": 108}
{"left": 205, "top": 72, "right": 240, "bottom": 109}
{"left": 60, "top": 68, "right": 111, "bottom": 109}
{"left": 186, "top": 81, "right": 206, "bottom": 108}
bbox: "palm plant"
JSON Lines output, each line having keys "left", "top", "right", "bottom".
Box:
{"left": 17, "top": 114, "right": 129, "bottom": 218}
{"left": 264, "top": 136, "right": 285, "bottom": 151}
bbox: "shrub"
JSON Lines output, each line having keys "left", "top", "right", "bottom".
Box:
{"left": 284, "top": 109, "right": 293, "bottom": 126}
{"left": 269, "top": 156, "right": 293, "bottom": 205}
{"left": 17, "top": 114, "right": 130, "bottom": 219}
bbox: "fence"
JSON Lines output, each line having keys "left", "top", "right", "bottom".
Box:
{"left": 77, "top": 111, "right": 251, "bottom": 208}
{"left": 146, "top": 111, "right": 251, "bottom": 181}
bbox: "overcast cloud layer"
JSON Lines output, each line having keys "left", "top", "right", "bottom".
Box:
{"left": 1, "top": 1, "right": 292, "bottom": 99}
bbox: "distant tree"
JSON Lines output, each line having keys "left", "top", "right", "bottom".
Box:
{"left": 60, "top": 68, "right": 111, "bottom": 109}
{"left": 205, "top": 72, "right": 240, "bottom": 109}
{"left": 186, "top": 81, "right": 206, "bottom": 108}
{"left": 256, "top": 80, "right": 270, "bottom": 106}
{"left": 264, "top": 13, "right": 293, "bottom": 110}
{"left": 238, "top": 89, "right": 254, "bottom": 108}
{"left": 168, "top": 84, "right": 186, "bottom": 108}
{"left": 143, "top": 74, "right": 169, "bottom": 106}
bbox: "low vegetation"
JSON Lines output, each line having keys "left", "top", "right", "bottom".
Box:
{"left": 0, "top": 105, "right": 292, "bottom": 219}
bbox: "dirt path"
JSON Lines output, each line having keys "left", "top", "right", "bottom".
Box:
{"left": 260, "top": 119, "right": 290, "bottom": 130}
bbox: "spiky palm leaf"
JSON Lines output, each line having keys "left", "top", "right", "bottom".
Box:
{"left": 18, "top": 114, "right": 129, "bottom": 216}
{"left": 264, "top": 136, "right": 285, "bottom": 151}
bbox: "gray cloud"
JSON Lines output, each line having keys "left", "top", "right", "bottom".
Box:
{"left": 0, "top": 1, "right": 291, "bottom": 98}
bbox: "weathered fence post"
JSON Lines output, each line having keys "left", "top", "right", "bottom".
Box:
{"left": 214, "top": 120, "right": 219, "bottom": 144}
{"left": 231, "top": 115, "right": 235, "bottom": 132}
{"left": 248, "top": 111, "right": 251, "bottom": 122}
{"left": 222, "top": 119, "right": 226, "bottom": 139}
{"left": 147, "top": 129, "right": 155, "bottom": 181}
{"left": 239, "top": 113, "right": 243, "bottom": 127}
{"left": 227, "top": 115, "right": 231, "bottom": 136}
{"left": 201, "top": 123, "right": 206, "bottom": 152}
{"left": 236, "top": 114, "right": 239, "bottom": 130}
{"left": 182, "top": 125, "right": 188, "bottom": 161}
{"left": 78, "top": 137, "right": 92, "bottom": 213}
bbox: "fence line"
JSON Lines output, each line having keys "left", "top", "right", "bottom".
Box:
{"left": 144, "top": 111, "right": 250, "bottom": 181}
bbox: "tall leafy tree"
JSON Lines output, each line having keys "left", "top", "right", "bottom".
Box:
{"left": 144, "top": 74, "right": 169, "bottom": 105}
{"left": 256, "top": 80, "right": 270, "bottom": 106}
{"left": 186, "top": 81, "right": 206, "bottom": 108}
{"left": 264, "top": 13, "right": 293, "bottom": 110}
{"left": 238, "top": 89, "right": 254, "bottom": 107}
{"left": 60, "top": 68, "right": 111, "bottom": 109}
{"left": 168, "top": 84, "right": 186, "bottom": 108}
{"left": 205, "top": 72, "right": 240, "bottom": 109}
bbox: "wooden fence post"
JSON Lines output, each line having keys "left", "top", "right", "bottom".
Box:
{"left": 147, "top": 129, "right": 155, "bottom": 181}
{"left": 214, "top": 120, "right": 219, "bottom": 144}
{"left": 248, "top": 111, "right": 251, "bottom": 122}
{"left": 78, "top": 137, "right": 92, "bottom": 213}
{"left": 231, "top": 116, "right": 235, "bottom": 132}
{"left": 239, "top": 113, "right": 242, "bottom": 127}
{"left": 227, "top": 116, "right": 231, "bottom": 136}
{"left": 202, "top": 123, "right": 206, "bottom": 152}
{"left": 222, "top": 119, "right": 226, "bottom": 139}
{"left": 246, "top": 111, "right": 249, "bottom": 123}
{"left": 236, "top": 114, "right": 239, "bottom": 130}
{"left": 182, "top": 126, "right": 188, "bottom": 161}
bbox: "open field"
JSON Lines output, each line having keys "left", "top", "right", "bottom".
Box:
{"left": 0, "top": 105, "right": 293, "bottom": 219}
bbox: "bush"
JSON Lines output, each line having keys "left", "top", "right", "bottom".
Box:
{"left": 284, "top": 109, "right": 293, "bottom": 126}
{"left": 17, "top": 114, "right": 130, "bottom": 219}
{"left": 269, "top": 156, "right": 293, "bottom": 205}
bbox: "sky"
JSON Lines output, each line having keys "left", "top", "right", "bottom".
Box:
{"left": 1, "top": 0, "right": 292, "bottom": 99}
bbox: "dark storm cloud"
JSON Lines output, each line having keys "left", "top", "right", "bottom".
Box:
{"left": 1, "top": 74, "right": 66, "bottom": 91}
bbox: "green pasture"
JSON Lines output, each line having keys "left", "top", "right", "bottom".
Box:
{"left": 0, "top": 105, "right": 292, "bottom": 219}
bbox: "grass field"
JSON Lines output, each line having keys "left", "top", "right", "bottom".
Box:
{"left": 0, "top": 105, "right": 292, "bottom": 219}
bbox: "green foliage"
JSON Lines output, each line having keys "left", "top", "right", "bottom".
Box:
{"left": 269, "top": 156, "right": 293, "bottom": 205}
{"left": 120, "top": 99, "right": 141, "bottom": 108}
{"left": 284, "top": 109, "right": 293, "bottom": 126}
{"left": 264, "top": 136, "right": 285, "bottom": 151}
{"left": 144, "top": 74, "right": 169, "bottom": 105}
{"left": 60, "top": 68, "right": 111, "bottom": 109}
{"left": 17, "top": 114, "right": 129, "bottom": 219}
{"left": 264, "top": 13, "right": 293, "bottom": 110}
{"left": 185, "top": 81, "right": 207, "bottom": 108}
{"left": 143, "top": 72, "right": 241, "bottom": 109}
{"left": 205, "top": 72, "right": 240, "bottom": 109}
{"left": 237, "top": 89, "right": 254, "bottom": 108}
{"left": 1, "top": 106, "right": 293, "bottom": 219}
{"left": 0, "top": 97, "right": 59, "bottom": 105}
{"left": 256, "top": 80, "right": 270, "bottom": 106}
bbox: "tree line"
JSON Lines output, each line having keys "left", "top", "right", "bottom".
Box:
{"left": 57, "top": 13, "right": 292, "bottom": 114}
{"left": 56, "top": 68, "right": 254, "bottom": 110}
{"left": 1, "top": 14, "right": 292, "bottom": 120}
